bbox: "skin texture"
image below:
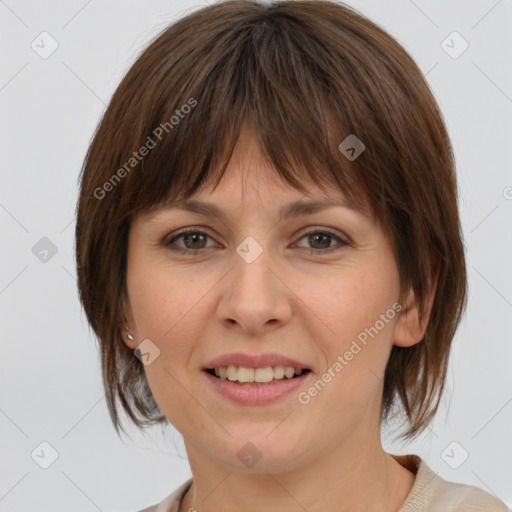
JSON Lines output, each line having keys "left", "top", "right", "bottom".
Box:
{"left": 122, "top": 125, "right": 437, "bottom": 512}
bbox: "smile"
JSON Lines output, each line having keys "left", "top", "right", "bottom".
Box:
{"left": 203, "top": 367, "right": 312, "bottom": 404}
{"left": 206, "top": 365, "right": 311, "bottom": 384}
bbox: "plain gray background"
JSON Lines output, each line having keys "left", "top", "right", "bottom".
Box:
{"left": 1, "top": 0, "right": 511, "bottom": 510}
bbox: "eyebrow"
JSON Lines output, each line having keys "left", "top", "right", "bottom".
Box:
{"left": 157, "top": 197, "right": 367, "bottom": 222}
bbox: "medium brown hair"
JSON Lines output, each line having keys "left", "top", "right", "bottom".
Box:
{"left": 75, "top": 0, "right": 467, "bottom": 439}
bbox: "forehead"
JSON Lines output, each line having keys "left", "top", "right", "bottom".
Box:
{"left": 139, "top": 123, "right": 375, "bottom": 223}
{"left": 145, "top": 179, "right": 373, "bottom": 228}
{"left": 160, "top": 156, "right": 360, "bottom": 215}
{"left": 151, "top": 193, "right": 370, "bottom": 223}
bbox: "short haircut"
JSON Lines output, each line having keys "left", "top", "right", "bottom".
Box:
{"left": 75, "top": 0, "right": 467, "bottom": 439}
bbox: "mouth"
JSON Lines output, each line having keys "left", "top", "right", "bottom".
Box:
{"left": 204, "top": 366, "right": 312, "bottom": 385}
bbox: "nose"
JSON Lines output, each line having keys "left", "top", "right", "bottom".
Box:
{"left": 216, "top": 240, "right": 293, "bottom": 336}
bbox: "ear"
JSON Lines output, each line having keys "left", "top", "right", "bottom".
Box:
{"left": 394, "top": 256, "right": 440, "bottom": 348}
{"left": 119, "top": 293, "right": 138, "bottom": 350}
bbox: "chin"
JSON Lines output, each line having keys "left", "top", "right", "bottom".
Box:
{"left": 209, "top": 433, "right": 310, "bottom": 474}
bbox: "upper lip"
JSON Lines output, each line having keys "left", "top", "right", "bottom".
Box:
{"left": 204, "top": 352, "right": 311, "bottom": 370}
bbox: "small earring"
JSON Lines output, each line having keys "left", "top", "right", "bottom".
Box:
{"left": 125, "top": 326, "right": 134, "bottom": 341}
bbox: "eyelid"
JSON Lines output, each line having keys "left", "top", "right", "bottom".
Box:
{"left": 296, "top": 226, "right": 348, "bottom": 242}
{"left": 164, "top": 226, "right": 218, "bottom": 247}
{"left": 165, "top": 225, "right": 350, "bottom": 254}
{"left": 292, "top": 227, "right": 349, "bottom": 252}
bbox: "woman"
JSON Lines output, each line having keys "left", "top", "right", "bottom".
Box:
{"left": 75, "top": 1, "right": 509, "bottom": 510}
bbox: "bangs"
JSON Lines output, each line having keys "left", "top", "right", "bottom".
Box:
{"left": 114, "top": 4, "right": 389, "bottom": 223}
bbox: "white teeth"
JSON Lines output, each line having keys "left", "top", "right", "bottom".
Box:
{"left": 284, "top": 367, "right": 295, "bottom": 379}
{"left": 254, "top": 367, "right": 274, "bottom": 382}
{"left": 273, "top": 365, "right": 285, "bottom": 379}
{"left": 226, "top": 365, "right": 238, "bottom": 381}
{"left": 211, "top": 365, "right": 307, "bottom": 383}
{"left": 237, "top": 367, "right": 254, "bottom": 383}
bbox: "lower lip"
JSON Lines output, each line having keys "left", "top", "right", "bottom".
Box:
{"left": 203, "top": 370, "right": 311, "bottom": 404}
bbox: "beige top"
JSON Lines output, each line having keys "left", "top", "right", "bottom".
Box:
{"left": 138, "top": 454, "right": 510, "bottom": 512}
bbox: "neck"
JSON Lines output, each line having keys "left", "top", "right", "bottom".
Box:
{"left": 180, "top": 430, "right": 415, "bottom": 512}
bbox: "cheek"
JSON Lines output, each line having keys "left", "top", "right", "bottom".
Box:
{"left": 128, "top": 258, "right": 201, "bottom": 335}
{"left": 305, "top": 264, "right": 399, "bottom": 390}
{"left": 128, "top": 261, "right": 217, "bottom": 383}
{"left": 131, "top": 266, "right": 208, "bottom": 428}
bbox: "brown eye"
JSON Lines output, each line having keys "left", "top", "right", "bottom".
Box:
{"left": 181, "top": 232, "right": 208, "bottom": 249}
{"left": 166, "top": 229, "right": 214, "bottom": 253}
{"left": 307, "top": 233, "right": 332, "bottom": 249}
{"left": 294, "top": 229, "right": 348, "bottom": 254}
{"left": 165, "top": 227, "right": 348, "bottom": 256}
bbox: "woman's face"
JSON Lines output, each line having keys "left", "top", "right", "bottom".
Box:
{"left": 123, "top": 127, "right": 419, "bottom": 473}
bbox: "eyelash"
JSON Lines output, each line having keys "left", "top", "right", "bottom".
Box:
{"left": 165, "top": 227, "right": 348, "bottom": 256}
